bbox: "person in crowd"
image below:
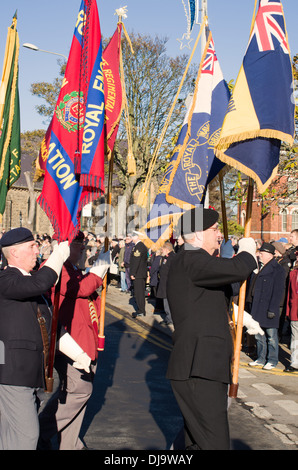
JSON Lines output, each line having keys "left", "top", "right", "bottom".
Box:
{"left": 156, "top": 242, "right": 175, "bottom": 326}
{"left": 272, "top": 241, "right": 292, "bottom": 339}
{"left": 87, "top": 237, "right": 104, "bottom": 267}
{"left": 285, "top": 254, "right": 298, "bottom": 372}
{"left": 39, "top": 235, "right": 52, "bottom": 261}
{"left": 174, "top": 235, "right": 185, "bottom": 253}
{"left": 118, "top": 239, "right": 127, "bottom": 292}
{"left": 124, "top": 234, "right": 134, "bottom": 293}
{"left": 166, "top": 207, "right": 258, "bottom": 450}
{"left": 0, "top": 228, "right": 91, "bottom": 450}
{"left": 110, "top": 238, "right": 120, "bottom": 263}
{"left": 287, "top": 229, "right": 298, "bottom": 268}
{"left": 248, "top": 242, "right": 286, "bottom": 370}
{"left": 230, "top": 235, "right": 239, "bottom": 254}
{"left": 38, "top": 231, "right": 110, "bottom": 450}
{"left": 130, "top": 231, "right": 148, "bottom": 318}
{"left": 148, "top": 247, "right": 164, "bottom": 313}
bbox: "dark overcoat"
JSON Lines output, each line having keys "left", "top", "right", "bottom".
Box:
{"left": 0, "top": 266, "right": 57, "bottom": 388}
{"left": 166, "top": 246, "right": 256, "bottom": 384}
{"left": 129, "top": 241, "right": 148, "bottom": 279}
{"left": 250, "top": 258, "right": 286, "bottom": 328}
{"left": 156, "top": 251, "right": 175, "bottom": 299}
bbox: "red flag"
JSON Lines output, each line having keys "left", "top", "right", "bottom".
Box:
{"left": 37, "top": 0, "right": 105, "bottom": 242}
{"left": 102, "top": 23, "right": 123, "bottom": 159}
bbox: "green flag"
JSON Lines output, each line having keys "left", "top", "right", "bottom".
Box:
{"left": 0, "top": 12, "right": 21, "bottom": 216}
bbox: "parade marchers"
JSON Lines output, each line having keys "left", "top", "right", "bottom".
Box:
{"left": 0, "top": 216, "right": 297, "bottom": 450}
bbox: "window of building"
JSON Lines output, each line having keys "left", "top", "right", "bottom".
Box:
{"left": 292, "top": 210, "right": 298, "bottom": 230}
{"left": 281, "top": 209, "right": 287, "bottom": 232}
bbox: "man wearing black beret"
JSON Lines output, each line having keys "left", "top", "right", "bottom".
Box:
{"left": 0, "top": 228, "right": 92, "bottom": 450}
{"left": 166, "top": 207, "right": 258, "bottom": 450}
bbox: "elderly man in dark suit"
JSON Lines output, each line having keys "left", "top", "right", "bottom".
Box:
{"left": 130, "top": 231, "right": 148, "bottom": 318}
{"left": 0, "top": 228, "right": 91, "bottom": 450}
{"left": 166, "top": 207, "right": 258, "bottom": 450}
{"left": 248, "top": 242, "right": 286, "bottom": 370}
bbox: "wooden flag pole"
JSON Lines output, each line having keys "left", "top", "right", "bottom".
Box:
{"left": 45, "top": 275, "right": 61, "bottom": 392}
{"left": 229, "top": 177, "right": 254, "bottom": 398}
{"left": 219, "top": 172, "right": 228, "bottom": 243}
{"left": 98, "top": 155, "right": 114, "bottom": 351}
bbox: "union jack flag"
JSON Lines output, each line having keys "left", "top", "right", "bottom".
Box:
{"left": 201, "top": 38, "right": 217, "bottom": 75}
{"left": 250, "top": 0, "right": 289, "bottom": 54}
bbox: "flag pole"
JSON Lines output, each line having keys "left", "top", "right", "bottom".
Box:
{"left": 219, "top": 172, "right": 228, "bottom": 242}
{"left": 229, "top": 177, "right": 254, "bottom": 398}
{"left": 45, "top": 275, "right": 61, "bottom": 392}
{"left": 98, "top": 9, "right": 124, "bottom": 351}
{"left": 97, "top": 155, "right": 113, "bottom": 352}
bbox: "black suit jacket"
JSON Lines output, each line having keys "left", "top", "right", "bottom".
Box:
{"left": 0, "top": 266, "right": 57, "bottom": 388}
{"left": 129, "top": 241, "right": 148, "bottom": 279}
{"left": 166, "top": 246, "right": 256, "bottom": 384}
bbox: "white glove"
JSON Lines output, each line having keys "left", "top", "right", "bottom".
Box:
{"left": 233, "top": 303, "right": 264, "bottom": 336}
{"left": 57, "top": 332, "right": 91, "bottom": 372}
{"left": 237, "top": 237, "right": 257, "bottom": 265}
{"left": 44, "top": 241, "right": 70, "bottom": 276}
{"left": 90, "top": 250, "right": 111, "bottom": 279}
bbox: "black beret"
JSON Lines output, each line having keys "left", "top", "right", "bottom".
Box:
{"left": 259, "top": 242, "right": 275, "bottom": 255}
{"left": 0, "top": 227, "right": 34, "bottom": 247}
{"left": 178, "top": 207, "right": 219, "bottom": 236}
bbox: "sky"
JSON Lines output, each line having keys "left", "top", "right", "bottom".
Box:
{"left": 0, "top": 0, "right": 297, "bottom": 133}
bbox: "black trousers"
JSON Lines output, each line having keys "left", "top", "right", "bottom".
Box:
{"left": 171, "top": 376, "right": 230, "bottom": 450}
{"left": 133, "top": 278, "right": 146, "bottom": 314}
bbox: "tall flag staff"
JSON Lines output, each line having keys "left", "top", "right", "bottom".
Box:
{"left": 0, "top": 12, "right": 21, "bottom": 222}
{"left": 137, "top": 16, "right": 208, "bottom": 210}
{"left": 141, "top": 18, "right": 230, "bottom": 249}
{"left": 215, "top": 0, "right": 295, "bottom": 398}
{"left": 98, "top": 6, "right": 135, "bottom": 351}
{"left": 37, "top": 0, "right": 106, "bottom": 391}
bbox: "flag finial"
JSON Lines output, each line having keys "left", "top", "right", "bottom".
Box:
{"left": 115, "top": 6, "right": 128, "bottom": 20}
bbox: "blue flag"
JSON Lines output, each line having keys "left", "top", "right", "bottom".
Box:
{"left": 142, "top": 32, "right": 230, "bottom": 247}
{"left": 215, "top": 0, "right": 295, "bottom": 193}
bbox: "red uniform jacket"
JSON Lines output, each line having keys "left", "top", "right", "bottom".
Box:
{"left": 53, "top": 260, "right": 103, "bottom": 361}
{"left": 286, "top": 267, "right": 298, "bottom": 322}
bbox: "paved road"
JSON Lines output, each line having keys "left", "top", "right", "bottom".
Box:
{"left": 78, "top": 301, "right": 298, "bottom": 451}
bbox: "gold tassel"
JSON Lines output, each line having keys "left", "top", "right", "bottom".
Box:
{"left": 127, "top": 151, "right": 136, "bottom": 176}
{"left": 137, "top": 186, "right": 148, "bottom": 208}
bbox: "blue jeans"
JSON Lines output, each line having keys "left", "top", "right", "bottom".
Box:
{"left": 255, "top": 328, "right": 279, "bottom": 366}
{"left": 120, "top": 271, "right": 127, "bottom": 291}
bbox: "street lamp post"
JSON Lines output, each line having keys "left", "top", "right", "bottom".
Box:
{"left": 23, "top": 43, "right": 67, "bottom": 60}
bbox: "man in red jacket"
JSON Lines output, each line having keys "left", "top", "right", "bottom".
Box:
{"left": 38, "top": 231, "right": 110, "bottom": 450}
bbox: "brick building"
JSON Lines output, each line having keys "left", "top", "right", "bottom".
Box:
{"left": 238, "top": 176, "right": 298, "bottom": 242}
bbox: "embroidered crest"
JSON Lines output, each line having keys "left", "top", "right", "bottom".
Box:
{"left": 55, "top": 91, "right": 85, "bottom": 133}
{"left": 134, "top": 250, "right": 141, "bottom": 257}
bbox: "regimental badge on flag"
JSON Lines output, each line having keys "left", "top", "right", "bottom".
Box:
{"left": 0, "top": 12, "right": 21, "bottom": 216}
{"left": 215, "top": 0, "right": 295, "bottom": 194}
{"left": 102, "top": 23, "right": 123, "bottom": 160}
{"left": 142, "top": 32, "right": 230, "bottom": 248}
{"left": 37, "top": 0, "right": 105, "bottom": 242}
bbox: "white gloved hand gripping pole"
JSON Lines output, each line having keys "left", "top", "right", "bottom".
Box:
{"left": 233, "top": 303, "right": 264, "bottom": 336}
{"left": 90, "top": 249, "right": 111, "bottom": 279}
{"left": 44, "top": 241, "right": 70, "bottom": 278}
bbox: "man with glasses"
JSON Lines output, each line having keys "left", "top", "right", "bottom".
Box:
{"left": 166, "top": 207, "right": 258, "bottom": 450}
